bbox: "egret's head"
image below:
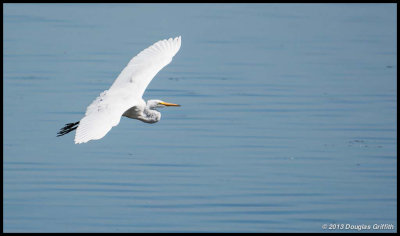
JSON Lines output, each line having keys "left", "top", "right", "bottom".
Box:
{"left": 147, "top": 99, "right": 181, "bottom": 109}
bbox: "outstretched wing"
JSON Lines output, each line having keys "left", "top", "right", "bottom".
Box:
{"left": 74, "top": 36, "right": 182, "bottom": 144}
{"left": 74, "top": 89, "right": 141, "bottom": 144}
{"left": 110, "top": 36, "right": 182, "bottom": 98}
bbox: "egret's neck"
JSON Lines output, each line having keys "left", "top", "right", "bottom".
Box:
{"left": 141, "top": 106, "right": 161, "bottom": 124}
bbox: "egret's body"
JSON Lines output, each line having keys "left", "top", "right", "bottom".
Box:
{"left": 57, "top": 36, "right": 182, "bottom": 144}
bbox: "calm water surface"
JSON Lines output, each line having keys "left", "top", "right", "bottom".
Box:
{"left": 3, "top": 3, "right": 397, "bottom": 232}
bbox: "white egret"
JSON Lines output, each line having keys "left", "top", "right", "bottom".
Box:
{"left": 57, "top": 36, "right": 182, "bottom": 144}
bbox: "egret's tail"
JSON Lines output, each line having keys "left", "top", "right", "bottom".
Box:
{"left": 57, "top": 121, "right": 80, "bottom": 137}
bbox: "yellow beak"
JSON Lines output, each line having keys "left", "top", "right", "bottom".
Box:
{"left": 159, "top": 102, "right": 181, "bottom": 107}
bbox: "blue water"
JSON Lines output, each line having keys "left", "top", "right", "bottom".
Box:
{"left": 3, "top": 3, "right": 397, "bottom": 233}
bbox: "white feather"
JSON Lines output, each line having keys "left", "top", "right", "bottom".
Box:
{"left": 74, "top": 36, "right": 181, "bottom": 144}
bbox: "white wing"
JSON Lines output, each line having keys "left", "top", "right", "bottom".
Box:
{"left": 110, "top": 36, "right": 182, "bottom": 97}
{"left": 74, "top": 36, "right": 182, "bottom": 144}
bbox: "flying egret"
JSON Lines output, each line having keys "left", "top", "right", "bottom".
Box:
{"left": 57, "top": 36, "right": 182, "bottom": 144}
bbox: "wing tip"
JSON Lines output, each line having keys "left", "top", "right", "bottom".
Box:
{"left": 173, "top": 35, "right": 181, "bottom": 52}
{"left": 175, "top": 35, "right": 181, "bottom": 43}
{"left": 74, "top": 138, "right": 85, "bottom": 144}
{"left": 74, "top": 134, "right": 93, "bottom": 144}
{"left": 74, "top": 136, "right": 86, "bottom": 144}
